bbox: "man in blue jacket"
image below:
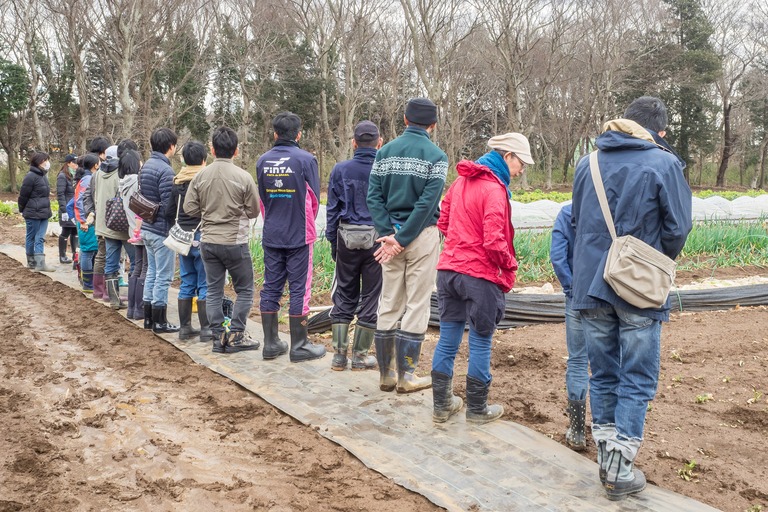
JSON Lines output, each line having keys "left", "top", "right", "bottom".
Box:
{"left": 140, "top": 127, "right": 180, "bottom": 334}
{"left": 571, "top": 96, "right": 692, "bottom": 501}
{"left": 326, "top": 120, "right": 383, "bottom": 371}
{"left": 257, "top": 112, "right": 326, "bottom": 363}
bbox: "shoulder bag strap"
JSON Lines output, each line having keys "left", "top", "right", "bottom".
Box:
{"left": 588, "top": 151, "right": 617, "bottom": 241}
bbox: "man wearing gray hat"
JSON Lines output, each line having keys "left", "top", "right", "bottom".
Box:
{"left": 366, "top": 97, "right": 448, "bottom": 394}
{"left": 326, "top": 120, "right": 384, "bottom": 371}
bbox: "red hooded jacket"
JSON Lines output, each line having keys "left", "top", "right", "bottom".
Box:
{"left": 437, "top": 160, "right": 517, "bottom": 292}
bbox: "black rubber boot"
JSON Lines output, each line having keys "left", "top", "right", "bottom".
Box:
{"left": 331, "top": 323, "right": 350, "bottom": 370}
{"left": 134, "top": 280, "right": 145, "bottom": 320}
{"left": 261, "top": 312, "right": 288, "bottom": 360}
{"left": 226, "top": 331, "right": 260, "bottom": 353}
{"left": 374, "top": 330, "right": 397, "bottom": 392}
{"left": 565, "top": 399, "right": 587, "bottom": 451}
{"left": 350, "top": 325, "right": 377, "bottom": 371}
{"left": 177, "top": 298, "right": 200, "bottom": 340}
{"left": 289, "top": 315, "right": 326, "bottom": 363}
{"left": 431, "top": 371, "right": 463, "bottom": 423}
{"left": 126, "top": 275, "right": 137, "bottom": 319}
{"left": 197, "top": 300, "right": 214, "bottom": 342}
{"left": 143, "top": 302, "right": 153, "bottom": 329}
{"left": 58, "top": 237, "right": 72, "bottom": 264}
{"left": 152, "top": 305, "right": 179, "bottom": 334}
{"left": 33, "top": 254, "right": 55, "bottom": 272}
{"left": 26, "top": 254, "right": 35, "bottom": 268}
{"left": 604, "top": 450, "right": 646, "bottom": 501}
{"left": 395, "top": 330, "right": 431, "bottom": 393}
{"left": 465, "top": 375, "right": 503, "bottom": 424}
{"left": 106, "top": 274, "right": 126, "bottom": 310}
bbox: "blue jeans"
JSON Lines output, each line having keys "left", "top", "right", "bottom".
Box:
{"left": 141, "top": 230, "right": 176, "bottom": 307}
{"left": 432, "top": 321, "right": 493, "bottom": 383}
{"left": 179, "top": 233, "right": 207, "bottom": 300}
{"left": 25, "top": 218, "right": 48, "bottom": 255}
{"left": 581, "top": 306, "right": 661, "bottom": 459}
{"left": 105, "top": 237, "right": 136, "bottom": 276}
{"left": 565, "top": 297, "right": 589, "bottom": 401}
{"left": 80, "top": 250, "right": 96, "bottom": 272}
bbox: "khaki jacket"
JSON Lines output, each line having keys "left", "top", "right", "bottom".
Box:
{"left": 183, "top": 158, "right": 260, "bottom": 245}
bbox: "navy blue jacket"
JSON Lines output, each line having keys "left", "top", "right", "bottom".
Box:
{"left": 256, "top": 141, "right": 320, "bottom": 249}
{"left": 139, "top": 152, "right": 175, "bottom": 237}
{"left": 18, "top": 166, "right": 52, "bottom": 220}
{"left": 325, "top": 147, "right": 377, "bottom": 246}
{"left": 550, "top": 203, "right": 574, "bottom": 298}
{"left": 571, "top": 124, "right": 692, "bottom": 321}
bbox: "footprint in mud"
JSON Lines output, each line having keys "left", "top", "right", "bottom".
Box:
{"left": 150, "top": 438, "right": 183, "bottom": 457}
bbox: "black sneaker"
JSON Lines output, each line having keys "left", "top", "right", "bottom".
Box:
{"left": 227, "top": 332, "right": 260, "bottom": 353}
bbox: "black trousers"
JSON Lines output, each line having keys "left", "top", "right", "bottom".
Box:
{"left": 330, "top": 237, "right": 382, "bottom": 327}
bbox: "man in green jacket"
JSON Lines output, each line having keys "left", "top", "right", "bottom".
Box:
{"left": 366, "top": 97, "right": 448, "bottom": 394}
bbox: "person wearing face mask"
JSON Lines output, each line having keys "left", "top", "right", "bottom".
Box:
{"left": 57, "top": 154, "right": 79, "bottom": 264}
{"left": 18, "top": 151, "right": 56, "bottom": 272}
{"left": 430, "top": 132, "right": 533, "bottom": 425}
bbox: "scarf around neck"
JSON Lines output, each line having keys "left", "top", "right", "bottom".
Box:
{"left": 174, "top": 164, "right": 204, "bottom": 184}
{"left": 475, "top": 151, "right": 511, "bottom": 198}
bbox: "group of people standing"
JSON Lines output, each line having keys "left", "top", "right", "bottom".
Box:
{"left": 17, "top": 94, "right": 691, "bottom": 503}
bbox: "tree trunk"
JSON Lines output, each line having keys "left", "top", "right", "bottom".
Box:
{"left": 758, "top": 135, "right": 768, "bottom": 190}
{"left": 0, "top": 115, "right": 25, "bottom": 193}
{"left": 715, "top": 102, "right": 733, "bottom": 187}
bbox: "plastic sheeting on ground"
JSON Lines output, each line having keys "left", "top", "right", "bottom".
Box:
{"left": 0, "top": 244, "right": 720, "bottom": 512}
{"left": 307, "top": 284, "right": 768, "bottom": 333}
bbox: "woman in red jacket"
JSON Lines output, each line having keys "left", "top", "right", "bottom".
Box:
{"left": 431, "top": 132, "right": 533, "bottom": 425}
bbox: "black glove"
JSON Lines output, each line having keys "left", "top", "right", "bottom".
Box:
{"left": 331, "top": 243, "right": 337, "bottom": 261}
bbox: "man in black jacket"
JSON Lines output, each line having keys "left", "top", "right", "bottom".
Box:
{"left": 326, "top": 121, "right": 383, "bottom": 371}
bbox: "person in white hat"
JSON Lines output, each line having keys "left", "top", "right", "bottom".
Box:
{"left": 430, "top": 132, "right": 532, "bottom": 425}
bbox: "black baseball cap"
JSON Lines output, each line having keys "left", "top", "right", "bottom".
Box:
{"left": 353, "top": 120, "right": 380, "bottom": 143}
{"left": 64, "top": 154, "right": 77, "bottom": 163}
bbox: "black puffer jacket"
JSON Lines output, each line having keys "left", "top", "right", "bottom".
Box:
{"left": 18, "top": 166, "right": 52, "bottom": 220}
{"left": 57, "top": 170, "right": 75, "bottom": 227}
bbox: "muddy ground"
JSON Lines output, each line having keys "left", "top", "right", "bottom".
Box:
{"left": 1, "top": 216, "right": 767, "bottom": 511}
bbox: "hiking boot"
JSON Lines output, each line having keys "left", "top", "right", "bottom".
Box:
{"left": 565, "top": 399, "right": 587, "bottom": 451}
{"left": 350, "top": 325, "right": 377, "bottom": 371}
{"left": 289, "top": 315, "right": 326, "bottom": 362}
{"left": 432, "top": 370, "right": 463, "bottom": 423}
{"left": 466, "top": 375, "right": 503, "bottom": 424}
{"left": 261, "top": 312, "right": 288, "bottom": 360}
{"left": 374, "top": 330, "right": 397, "bottom": 392}
{"left": 603, "top": 449, "right": 647, "bottom": 501}
{"left": 395, "top": 330, "right": 431, "bottom": 393}
{"left": 227, "top": 331, "right": 260, "bottom": 353}
{"left": 212, "top": 331, "right": 226, "bottom": 354}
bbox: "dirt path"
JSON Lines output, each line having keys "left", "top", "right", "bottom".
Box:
{"left": 0, "top": 253, "right": 438, "bottom": 512}
{"left": 416, "top": 308, "right": 768, "bottom": 512}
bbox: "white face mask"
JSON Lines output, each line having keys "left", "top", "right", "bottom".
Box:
{"left": 41, "top": 161, "right": 51, "bottom": 171}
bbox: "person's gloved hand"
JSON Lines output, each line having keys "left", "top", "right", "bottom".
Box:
{"left": 331, "top": 243, "right": 337, "bottom": 261}
{"left": 60, "top": 212, "right": 69, "bottom": 222}
{"left": 86, "top": 212, "right": 95, "bottom": 226}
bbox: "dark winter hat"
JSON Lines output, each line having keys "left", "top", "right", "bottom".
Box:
{"left": 405, "top": 97, "right": 438, "bottom": 126}
{"left": 64, "top": 154, "right": 77, "bottom": 163}
{"left": 353, "top": 120, "right": 380, "bottom": 143}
